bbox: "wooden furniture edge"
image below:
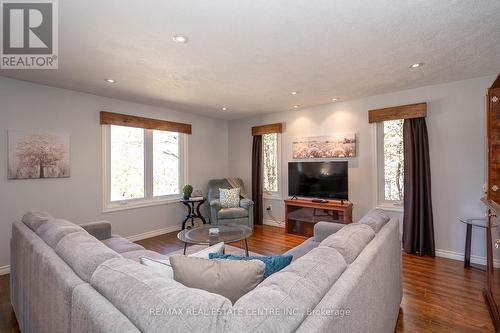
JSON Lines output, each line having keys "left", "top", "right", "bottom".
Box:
{"left": 100, "top": 111, "right": 192, "bottom": 134}
{"left": 368, "top": 102, "right": 427, "bottom": 123}
{"left": 284, "top": 199, "right": 353, "bottom": 236}
{"left": 484, "top": 289, "right": 500, "bottom": 333}
{"left": 252, "top": 123, "right": 283, "bottom": 136}
{"left": 491, "top": 74, "right": 500, "bottom": 89}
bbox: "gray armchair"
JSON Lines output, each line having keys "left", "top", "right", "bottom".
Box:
{"left": 208, "top": 178, "right": 254, "bottom": 229}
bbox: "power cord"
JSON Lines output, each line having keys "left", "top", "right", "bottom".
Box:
{"left": 266, "top": 208, "right": 284, "bottom": 225}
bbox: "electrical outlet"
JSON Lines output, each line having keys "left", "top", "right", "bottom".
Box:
{"left": 266, "top": 205, "right": 272, "bottom": 211}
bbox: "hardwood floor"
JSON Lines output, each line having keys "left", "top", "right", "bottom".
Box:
{"left": 0, "top": 224, "right": 494, "bottom": 332}
{"left": 396, "top": 254, "right": 492, "bottom": 332}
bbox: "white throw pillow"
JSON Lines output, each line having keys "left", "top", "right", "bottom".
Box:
{"left": 189, "top": 242, "right": 225, "bottom": 259}
{"left": 140, "top": 242, "right": 226, "bottom": 278}
{"left": 219, "top": 188, "right": 241, "bottom": 208}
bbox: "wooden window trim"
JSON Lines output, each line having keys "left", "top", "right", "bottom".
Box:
{"left": 252, "top": 123, "right": 283, "bottom": 136}
{"left": 368, "top": 103, "right": 427, "bottom": 123}
{"left": 100, "top": 111, "right": 192, "bottom": 134}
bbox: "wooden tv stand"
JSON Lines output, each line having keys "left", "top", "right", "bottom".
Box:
{"left": 284, "top": 199, "right": 353, "bottom": 237}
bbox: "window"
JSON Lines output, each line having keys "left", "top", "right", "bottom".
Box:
{"left": 376, "top": 119, "right": 404, "bottom": 208}
{"left": 103, "top": 125, "right": 187, "bottom": 211}
{"left": 110, "top": 125, "right": 145, "bottom": 201}
{"left": 153, "top": 130, "right": 180, "bottom": 197}
{"left": 263, "top": 133, "right": 280, "bottom": 197}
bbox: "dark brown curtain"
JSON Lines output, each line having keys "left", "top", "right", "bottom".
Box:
{"left": 252, "top": 135, "right": 263, "bottom": 225}
{"left": 403, "top": 117, "right": 435, "bottom": 256}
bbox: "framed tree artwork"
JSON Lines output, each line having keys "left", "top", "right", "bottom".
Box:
{"left": 8, "top": 130, "right": 70, "bottom": 179}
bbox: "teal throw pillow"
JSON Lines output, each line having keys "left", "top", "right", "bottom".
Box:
{"left": 209, "top": 253, "right": 293, "bottom": 278}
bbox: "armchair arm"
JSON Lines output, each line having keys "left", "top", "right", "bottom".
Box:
{"left": 80, "top": 221, "right": 112, "bottom": 240}
{"left": 314, "top": 222, "right": 345, "bottom": 243}
{"left": 210, "top": 199, "right": 222, "bottom": 209}
{"left": 239, "top": 198, "right": 254, "bottom": 210}
{"left": 210, "top": 199, "right": 222, "bottom": 224}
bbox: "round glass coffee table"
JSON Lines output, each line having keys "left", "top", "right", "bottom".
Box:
{"left": 177, "top": 224, "right": 253, "bottom": 256}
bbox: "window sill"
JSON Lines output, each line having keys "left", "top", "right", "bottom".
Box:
{"left": 263, "top": 193, "right": 282, "bottom": 201}
{"left": 375, "top": 204, "right": 404, "bottom": 213}
{"left": 103, "top": 196, "right": 182, "bottom": 213}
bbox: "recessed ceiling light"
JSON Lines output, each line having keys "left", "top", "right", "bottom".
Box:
{"left": 172, "top": 35, "right": 188, "bottom": 43}
{"left": 409, "top": 63, "right": 424, "bottom": 69}
{"left": 291, "top": 91, "right": 298, "bottom": 95}
{"left": 104, "top": 78, "right": 116, "bottom": 83}
{"left": 332, "top": 97, "right": 339, "bottom": 101}
{"left": 293, "top": 105, "right": 300, "bottom": 109}
{"left": 221, "top": 107, "right": 228, "bottom": 111}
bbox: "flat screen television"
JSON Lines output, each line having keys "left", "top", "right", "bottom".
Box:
{"left": 288, "top": 161, "right": 348, "bottom": 200}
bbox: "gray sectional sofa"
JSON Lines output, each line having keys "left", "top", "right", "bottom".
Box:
{"left": 10, "top": 210, "right": 402, "bottom": 333}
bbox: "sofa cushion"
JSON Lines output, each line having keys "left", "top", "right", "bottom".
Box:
{"left": 314, "top": 222, "right": 346, "bottom": 242}
{"left": 283, "top": 237, "right": 319, "bottom": 261}
{"left": 21, "top": 211, "right": 53, "bottom": 231}
{"left": 80, "top": 221, "right": 112, "bottom": 240}
{"left": 90, "top": 258, "right": 232, "bottom": 333}
{"left": 55, "top": 232, "right": 121, "bottom": 281}
{"left": 121, "top": 249, "right": 169, "bottom": 262}
{"left": 140, "top": 257, "right": 174, "bottom": 278}
{"left": 36, "top": 218, "right": 85, "bottom": 248}
{"left": 358, "top": 209, "right": 390, "bottom": 233}
{"left": 229, "top": 246, "right": 347, "bottom": 332}
{"left": 218, "top": 207, "right": 249, "bottom": 219}
{"left": 102, "top": 235, "right": 145, "bottom": 253}
{"left": 71, "top": 284, "right": 140, "bottom": 333}
{"left": 170, "top": 255, "right": 265, "bottom": 304}
{"left": 319, "top": 223, "right": 375, "bottom": 264}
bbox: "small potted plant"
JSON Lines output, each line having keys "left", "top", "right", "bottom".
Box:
{"left": 182, "top": 184, "right": 193, "bottom": 200}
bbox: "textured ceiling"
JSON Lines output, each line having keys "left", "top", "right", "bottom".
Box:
{"left": 1, "top": 0, "right": 500, "bottom": 119}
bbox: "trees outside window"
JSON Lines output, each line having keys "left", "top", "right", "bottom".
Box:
{"left": 104, "top": 125, "right": 186, "bottom": 211}
{"left": 153, "top": 130, "right": 180, "bottom": 197}
{"left": 377, "top": 119, "right": 404, "bottom": 206}
{"left": 263, "top": 133, "right": 280, "bottom": 195}
{"left": 110, "top": 125, "right": 145, "bottom": 201}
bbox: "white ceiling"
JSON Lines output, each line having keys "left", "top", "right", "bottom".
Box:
{"left": 1, "top": 0, "right": 500, "bottom": 120}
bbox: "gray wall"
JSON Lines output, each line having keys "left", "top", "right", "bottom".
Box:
{"left": 228, "top": 75, "right": 495, "bottom": 261}
{"left": 0, "top": 74, "right": 495, "bottom": 269}
{"left": 0, "top": 77, "right": 229, "bottom": 268}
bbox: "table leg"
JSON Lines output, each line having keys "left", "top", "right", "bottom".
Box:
{"left": 181, "top": 202, "right": 193, "bottom": 230}
{"left": 464, "top": 224, "right": 472, "bottom": 268}
{"left": 196, "top": 201, "right": 207, "bottom": 224}
{"left": 244, "top": 238, "right": 249, "bottom": 257}
{"left": 181, "top": 216, "right": 190, "bottom": 230}
{"left": 183, "top": 242, "right": 187, "bottom": 255}
{"left": 191, "top": 203, "right": 195, "bottom": 228}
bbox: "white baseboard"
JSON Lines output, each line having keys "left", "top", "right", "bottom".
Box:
{"left": 263, "top": 219, "right": 285, "bottom": 228}
{"left": 435, "top": 248, "right": 500, "bottom": 268}
{"left": 126, "top": 225, "right": 182, "bottom": 242}
{"left": 0, "top": 265, "right": 10, "bottom": 276}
